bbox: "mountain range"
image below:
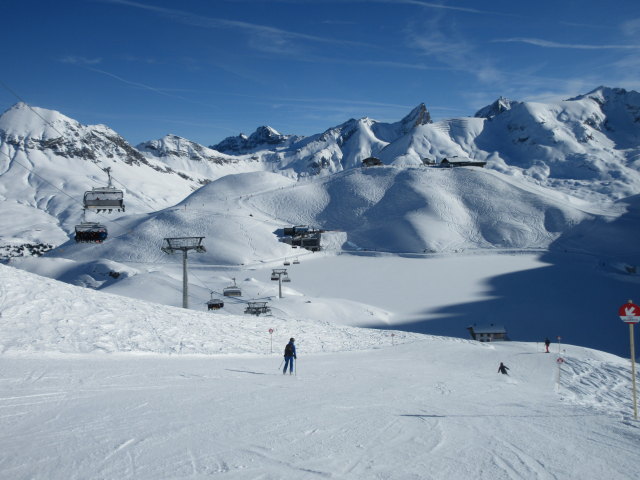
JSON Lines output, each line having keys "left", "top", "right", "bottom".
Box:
{"left": 0, "top": 86, "right": 639, "bottom": 264}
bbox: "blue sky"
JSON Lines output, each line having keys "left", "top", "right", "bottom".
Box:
{"left": 1, "top": 0, "right": 639, "bottom": 146}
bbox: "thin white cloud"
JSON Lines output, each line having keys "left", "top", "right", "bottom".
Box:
{"left": 85, "top": 67, "right": 220, "bottom": 109}
{"left": 59, "top": 56, "right": 102, "bottom": 65}
{"left": 494, "top": 37, "right": 640, "bottom": 50}
{"left": 407, "top": 15, "right": 502, "bottom": 84}
{"left": 101, "top": 0, "right": 372, "bottom": 52}
{"left": 269, "top": 95, "right": 413, "bottom": 110}
{"left": 87, "top": 68, "right": 174, "bottom": 97}
{"left": 559, "top": 21, "right": 611, "bottom": 30}
{"left": 211, "top": 0, "right": 511, "bottom": 16}
{"left": 288, "top": 54, "right": 451, "bottom": 71}
{"left": 621, "top": 18, "right": 640, "bottom": 37}
{"left": 392, "top": 0, "right": 500, "bottom": 15}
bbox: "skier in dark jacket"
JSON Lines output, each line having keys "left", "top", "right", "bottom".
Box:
{"left": 283, "top": 338, "right": 296, "bottom": 375}
{"left": 498, "top": 362, "right": 509, "bottom": 375}
{"left": 544, "top": 337, "right": 551, "bottom": 353}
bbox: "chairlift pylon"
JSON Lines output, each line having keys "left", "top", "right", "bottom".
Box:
{"left": 83, "top": 167, "right": 125, "bottom": 213}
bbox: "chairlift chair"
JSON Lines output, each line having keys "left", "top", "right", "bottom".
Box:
{"left": 283, "top": 258, "right": 290, "bottom": 266}
{"left": 293, "top": 258, "right": 300, "bottom": 264}
{"left": 83, "top": 167, "right": 125, "bottom": 213}
{"left": 74, "top": 222, "right": 108, "bottom": 243}
{"left": 223, "top": 278, "right": 242, "bottom": 297}
{"left": 206, "top": 292, "right": 224, "bottom": 310}
{"left": 282, "top": 274, "right": 291, "bottom": 283}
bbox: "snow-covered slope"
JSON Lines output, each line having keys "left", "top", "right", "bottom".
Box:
{"left": 0, "top": 103, "right": 205, "bottom": 247}
{"left": 1, "top": 262, "right": 639, "bottom": 479}
{"left": 33, "top": 165, "right": 612, "bottom": 268}
{"left": 242, "top": 166, "right": 602, "bottom": 253}
{"left": 8, "top": 164, "right": 635, "bottom": 357}
{"left": 0, "top": 263, "right": 411, "bottom": 354}
{"left": 473, "top": 86, "right": 640, "bottom": 201}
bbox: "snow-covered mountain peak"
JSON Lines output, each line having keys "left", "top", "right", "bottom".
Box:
{"left": 250, "top": 125, "right": 281, "bottom": 140}
{"left": 0, "top": 102, "right": 148, "bottom": 167}
{"left": 563, "top": 86, "right": 640, "bottom": 150}
{"left": 474, "top": 96, "right": 519, "bottom": 119}
{"left": 569, "top": 85, "right": 639, "bottom": 105}
{"left": 211, "top": 125, "right": 303, "bottom": 154}
{"left": 137, "top": 134, "right": 234, "bottom": 164}
{"left": 0, "top": 102, "right": 86, "bottom": 140}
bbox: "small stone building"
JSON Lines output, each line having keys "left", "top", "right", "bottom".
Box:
{"left": 467, "top": 324, "right": 508, "bottom": 342}
{"left": 362, "top": 157, "right": 383, "bottom": 167}
{"left": 440, "top": 156, "right": 487, "bottom": 168}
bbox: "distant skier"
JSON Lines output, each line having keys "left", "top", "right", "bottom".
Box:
{"left": 544, "top": 337, "right": 551, "bottom": 353}
{"left": 498, "top": 362, "right": 509, "bottom": 375}
{"left": 283, "top": 338, "right": 296, "bottom": 375}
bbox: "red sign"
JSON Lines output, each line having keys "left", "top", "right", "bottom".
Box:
{"left": 556, "top": 357, "right": 564, "bottom": 364}
{"left": 619, "top": 301, "right": 640, "bottom": 324}
{"left": 268, "top": 328, "right": 274, "bottom": 334}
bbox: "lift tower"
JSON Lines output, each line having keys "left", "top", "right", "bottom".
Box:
{"left": 161, "top": 237, "right": 206, "bottom": 309}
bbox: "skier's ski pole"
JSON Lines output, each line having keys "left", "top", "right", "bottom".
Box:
{"left": 278, "top": 358, "right": 284, "bottom": 370}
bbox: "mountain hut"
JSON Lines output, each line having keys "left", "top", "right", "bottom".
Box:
{"left": 467, "top": 324, "right": 508, "bottom": 342}
{"left": 362, "top": 157, "right": 383, "bottom": 167}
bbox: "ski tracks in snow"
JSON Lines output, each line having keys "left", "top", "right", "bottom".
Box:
{"left": 491, "top": 437, "right": 558, "bottom": 480}
{"left": 559, "top": 356, "right": 632, "bottom": 414}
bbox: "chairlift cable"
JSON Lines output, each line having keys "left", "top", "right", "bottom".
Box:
{"left": 0, "top": 81, "right": 175, "bottom": 251}
{"left": 0, "top": 149, "right": 131, "bottom": 233}
{"left": 0, "top": 82, "right": 282, "bottom": 292}
{"left": 0, "top": 79, "right": 159, "bottom": 215}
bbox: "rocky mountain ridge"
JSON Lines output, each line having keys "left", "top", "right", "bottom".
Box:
{"left": 210, "top": 126, "right": 303, "bottom": 155}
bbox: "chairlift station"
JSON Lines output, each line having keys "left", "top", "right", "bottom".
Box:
{"left": 244, "top": 301, "right": 271, "bottom": 316}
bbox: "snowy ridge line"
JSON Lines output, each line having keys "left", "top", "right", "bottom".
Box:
{"left": 0, "top": 264, "right": 425, "bottom": 356}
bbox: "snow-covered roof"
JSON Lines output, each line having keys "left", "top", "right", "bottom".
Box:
{"left": 468, "top": 324, "right": 507, "bottom": 334}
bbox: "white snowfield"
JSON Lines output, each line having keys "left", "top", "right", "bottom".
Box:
{"left": 1, "top": 264, "right": 639, "bottom": 479}
{"left": 2, "top": 87, "right": 640, "bottom": 478}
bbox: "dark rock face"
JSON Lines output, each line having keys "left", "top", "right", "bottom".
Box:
{"left": 0, "top": 243, "right": 53, "bottom": 259}
{"left": 399, "top": 103, "right": 432, "bottom": 131}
